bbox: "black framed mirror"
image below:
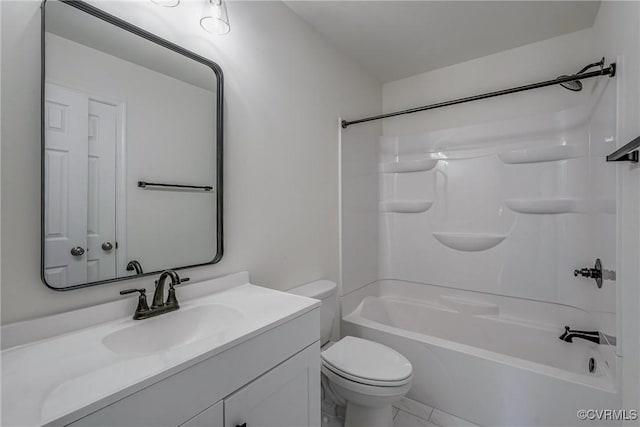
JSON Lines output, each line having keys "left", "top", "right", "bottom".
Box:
{"left": 41, "top": 0, "right": 223, "bottom": 290}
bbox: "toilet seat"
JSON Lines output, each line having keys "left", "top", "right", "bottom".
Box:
{"left": 322, "top": 361, "right": 413, "bottom": 387}
{"left": 322, "top": 363, "right": 413, "bottom": 398}
{"left": 321, "top": 336, "right": 413, "bottom": 387}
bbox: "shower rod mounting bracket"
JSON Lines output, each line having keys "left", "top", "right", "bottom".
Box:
{"left": 607, "top": 151, "right": 639, "bottom": 163}
{"left": 606, "top": 135, "right": 640, "bottom": 163}
{"left": 341, "top": 59, "right": 616, "bottom": 129}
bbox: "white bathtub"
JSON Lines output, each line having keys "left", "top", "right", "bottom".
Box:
{"left": 342, "top": 281, "right": 620, "bottom": 426}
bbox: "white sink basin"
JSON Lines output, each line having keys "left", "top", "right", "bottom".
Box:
{"left": 102, "top": 304, "right": 243, "bottom": 355}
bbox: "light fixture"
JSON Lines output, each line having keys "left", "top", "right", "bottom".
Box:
{"left": 200, "top": 0, "right": 230, "bottom": 35}
{"left": 150, "top": 0, "right": 180, "bottom": 7}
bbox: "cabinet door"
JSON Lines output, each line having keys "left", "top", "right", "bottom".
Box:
{"left": 224, "top": 344, "right": 320, "bottom": 427}
{"left": 181, "top": 401, "right": 223, "bottom": 427}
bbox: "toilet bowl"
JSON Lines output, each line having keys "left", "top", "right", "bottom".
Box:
{"left": 321, "top": 336, "right": 412, "bottom": 427}
{"left": 289, "top": 281, "right": 413, "bottom": 427}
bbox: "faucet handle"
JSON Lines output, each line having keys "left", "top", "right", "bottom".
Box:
{"left": 172, "top": 276, "right": 190, "bottom": 288}
{"left": 155, "top": 276, "right": 190, "bottom": 287}
{"left": 120, "top": 288, "right": 150, "bottom": 317}
{"left": 166, "top": 287, "right": 179, "bottom": 308}
{"left": 164, "top": 276, "right": 191, "bottom": 308}
{"left": 120, "top": 288, "right": 146, "bottom": 296}
{"left": 165, "top": 278, "right": 190, "bottom": 307}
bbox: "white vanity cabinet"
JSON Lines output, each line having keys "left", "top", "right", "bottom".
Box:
{"left": 179, "top": 344, "right": 320, "bottom": 427}
{"left": 65, "top": 308, "right": 320, "bottom": 427}
{"left": 181, "top": 401, "right": 224, "bottom": 427}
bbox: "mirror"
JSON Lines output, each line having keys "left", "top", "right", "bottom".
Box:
{"left": 41, "top": 0, "right": 223, "bottom": 290}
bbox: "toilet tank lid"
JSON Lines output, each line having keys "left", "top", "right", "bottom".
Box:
{"left": 288, "top": 280, "right": 337, "bottom": 300}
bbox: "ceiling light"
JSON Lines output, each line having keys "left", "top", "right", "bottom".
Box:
{"left": 150, "top": 0, "right": 180, "bottom": 7}
{"left": 200, "top": 0, "right": 230, "bottom": 35}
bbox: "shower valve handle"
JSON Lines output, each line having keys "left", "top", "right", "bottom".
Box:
{"left": 573, "top": 258, "right": 603, "bottom": 288}
{"left": 574, "top": 268, "right": 600, "bottom": 278}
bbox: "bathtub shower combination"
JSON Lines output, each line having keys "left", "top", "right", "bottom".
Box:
{"left": 340, "top": 60, "right": 624, "bottom": 426}
{"left": 342, "top": 282, "right": 618, "bottom": 426}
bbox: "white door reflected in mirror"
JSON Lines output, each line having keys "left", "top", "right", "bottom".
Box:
{"left": 44, "top": 83, "right": 122, "bottom": 288}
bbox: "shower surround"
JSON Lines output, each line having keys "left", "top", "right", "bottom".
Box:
{"left": 340, "top": 64, "right": 621, "bottom": 426}
{"left": 378, "top": 79, "right": 616, "bottom": 319}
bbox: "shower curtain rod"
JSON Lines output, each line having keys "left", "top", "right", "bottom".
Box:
{"left": 341, "top": 60, "right": 616, "bottom": 129}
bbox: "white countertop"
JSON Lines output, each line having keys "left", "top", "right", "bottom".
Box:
{"left": 1, "top": 274, "right": 319, "bottom": 426}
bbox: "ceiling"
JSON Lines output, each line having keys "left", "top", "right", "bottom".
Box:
{"left": 284, "top": 1, "right": 601, "bottom": 83}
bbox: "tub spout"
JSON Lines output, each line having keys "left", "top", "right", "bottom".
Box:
{"left": 559, "top": 326, "right": 601, "bottom": 344}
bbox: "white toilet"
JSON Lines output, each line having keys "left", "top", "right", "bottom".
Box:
{"left": 289, "top": 280, "right": 413, "bottom": 427}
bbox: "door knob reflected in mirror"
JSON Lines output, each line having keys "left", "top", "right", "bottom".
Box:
{"left": 70, "top": 246, "right": 85, "bottom": 257}
{"left": 102, "top": 242, "right": 114, "bottom": 251}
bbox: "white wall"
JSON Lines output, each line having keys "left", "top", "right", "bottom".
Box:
{"left": 340, "top": 120, "right": 381, "bottom": 296}
{"left": 0, "top": 0, "right": 3, "bottom": 309}
{"left": 0, "top": 0, "right": 381, "bottom": 324}
{"left": 591, "top": 0, "right": 640, "bottom": 414}
{"left": 383, "top": 28, "right": 595, "bottom": 136}
{"left": 47, "top": 33, "right": 217, "bottom": 274}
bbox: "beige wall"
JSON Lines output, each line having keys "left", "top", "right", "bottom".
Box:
{"left": 0, "top": 0, "right": 381, "bottom": 324}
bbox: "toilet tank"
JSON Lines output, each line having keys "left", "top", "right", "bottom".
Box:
{"left": 288, "top": 280, "right": 337, "bottom": 345}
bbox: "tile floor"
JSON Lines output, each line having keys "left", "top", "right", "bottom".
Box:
{"left": 392, "top": 398, "right": 480, "bottom": 427}
{"left": 321, "top": 397, "right": 480, "bottom": 427}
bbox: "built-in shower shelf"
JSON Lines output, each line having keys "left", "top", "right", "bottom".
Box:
{"left": 379, "top": 200, "right": 433, "bottom": 213}
{"left": 504, "top": 198, "right": 578, "bottom": 214}
{"left": 432, "top": 232, "right": 507, "bottom": 252}
{"left": 504, "top": 198, "right": 615, "bottom": 214}
{"left": 379, "top": 158, "right": 439, "bottom": 173}
{"left": 498, "top": 145, "right": 581, "bottom": 164}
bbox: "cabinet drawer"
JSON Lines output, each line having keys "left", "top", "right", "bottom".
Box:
{"left": 224, "top": 344, "right": 320, "bottom": 427}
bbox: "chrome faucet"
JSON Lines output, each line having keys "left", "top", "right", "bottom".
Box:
{"left": 120, "top": 270, "right": 189, "bottom": 320}
{"left": 559, "top": 326, "right": 617, "bottom": 346}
